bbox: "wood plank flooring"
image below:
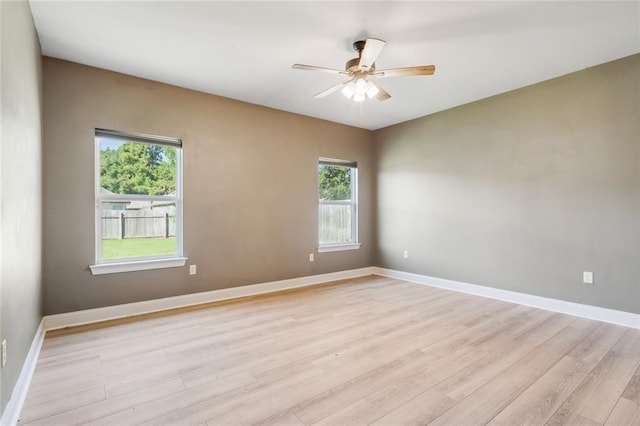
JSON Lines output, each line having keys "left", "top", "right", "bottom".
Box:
{"left": 19, "top": 276, "right": 640, "bottom": 425}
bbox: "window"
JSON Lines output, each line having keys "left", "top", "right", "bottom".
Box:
{"left": 90, "top": 129, "right": 186, "bottom": 275}
{"left": 318, "top": 158, "right": 360, "bottom": 252}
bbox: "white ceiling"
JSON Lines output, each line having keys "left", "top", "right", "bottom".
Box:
{"left": 30, "top": 1, "right": 639, "bottom": 130}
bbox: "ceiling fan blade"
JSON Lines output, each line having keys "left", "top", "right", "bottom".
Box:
{"left": 292, "top": 64, "right": 347, "bottom": 75}
{"left": 376, "top": 65, "right": 436, "bottom": 78}
{"left": 364, "top": 79, "right": 389, "bottom": 101}
{"left": 313, "top": 79, "right": 352, "bottom": 99}
{"left": 375, "top": 83, "right": 391, "bottom": 101}
{"left": 358, "top": 38, "right": 385, "bottom": 71}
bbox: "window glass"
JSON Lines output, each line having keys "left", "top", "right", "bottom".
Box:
{"left": 96, "top": 131, "right": 182, "bottom": 263}
{"left": 100, "top": 139, "right": 177, "bottom": 195}
{"left": 318, "top": 160, "right": 357, "bottom": 246}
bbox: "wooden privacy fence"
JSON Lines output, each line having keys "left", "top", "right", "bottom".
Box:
{"left": 104, "top": 205, "right": 347, "bottom": 241}
{"left": 102, "top": 209, "right": 176, "bottom": 239}
{"left": 319, "top": 204, "right": 352, "bottom": 243}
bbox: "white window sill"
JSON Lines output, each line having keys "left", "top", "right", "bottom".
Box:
{"left": 318, "top": 243, "right": 361, "bottom": 253}
{"left": 89, "top": 257, "right": 187, "bottom": 275}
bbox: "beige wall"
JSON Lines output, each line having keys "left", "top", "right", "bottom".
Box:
{"left": 42, "top": 58, "right": 374, "bottom": 315}
{"left": 374, "top": 54, "right": 640, "bottom": 314}
{"left": 0, "top": 0, "right": 43, "bottom": 415}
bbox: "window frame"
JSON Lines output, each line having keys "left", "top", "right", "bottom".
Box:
{"left": 89, "top": 129, "right": 186, "bottom": 275}
{"left": 317, "top": 157, "right": 361, "bottom": 252}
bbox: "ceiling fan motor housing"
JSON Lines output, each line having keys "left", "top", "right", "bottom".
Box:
{"left": 345, "top": 57, "right": 360, "bottom": 72}
{"left": 345, "top": 40, "right": 374, "bottom": 73}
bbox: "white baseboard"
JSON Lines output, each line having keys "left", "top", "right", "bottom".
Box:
{"left": 373, "top": 267, "right": 640, "bottom": 329}
{"left": 43, "top": 266, "right": 639, "bottom": 332}
{"left": 43, "top": 267, "right": 375, "bottom": 330}
{"left": 0, "top": 319, "right": 45, "bottom": 426}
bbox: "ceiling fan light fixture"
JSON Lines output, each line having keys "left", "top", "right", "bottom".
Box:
{"left": 353, "top": 78, "right": 368, "bottom": 96}
{"left": 366, "top": 80, "right": 379, "bottom": 99}
{"left": 353, "top": 93, "right": 366, "bottom": 102}
{"left": 341, "top": 81, "right": 355, "bottom": 99}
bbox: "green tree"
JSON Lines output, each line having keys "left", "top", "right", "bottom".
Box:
{"left": 318, "top": 165, "right": 352, "bottom": 200}
{"left": 100, "top": 142, "right": 176, "bottom": 195}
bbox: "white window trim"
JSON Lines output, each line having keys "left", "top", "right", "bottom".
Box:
{"left": 318, "top": 158, "right": 360, "bottom": 251}
{"left": 318, "top": 243, "right": 362, "bottom": 253}
{"left": 90, "top": 130, "right": 185, "bottom": 275}
{"left": 89, "top": 257, "right": 188, "bottom": 275}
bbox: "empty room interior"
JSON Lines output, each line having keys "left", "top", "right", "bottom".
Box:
{"left": 1, "top": 1, "right": 639, "bottom": 425}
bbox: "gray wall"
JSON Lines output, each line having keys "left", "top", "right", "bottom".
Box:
{"left": 40, "top": 48, "right": 640, "bottom": 318}
{"left": 374, "top": 54, "right": 640, "bottom": 314}
{"left": 42, "top": 58, "right": 374, "bottom": 315}
{"left": 0, "top": 0, "right": 43, "bottom": 415}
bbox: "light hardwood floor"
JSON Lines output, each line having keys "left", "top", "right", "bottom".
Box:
{"left": 19, "top": 276, "right": 640, "bottom": 425}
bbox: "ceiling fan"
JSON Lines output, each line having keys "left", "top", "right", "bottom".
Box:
{"left": 292, "top": 38, "right": 435, "bottom": 102}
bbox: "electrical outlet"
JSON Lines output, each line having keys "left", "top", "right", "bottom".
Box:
{"left": 309, "top": 253, "right": 314, "bottom": 262}
{"left": 583, "top": 271, "right": 594, "bottom": 284}
{"left": 403, "top": 250, "right": 409, "bottom": 259}
{"left": 189, "top": 264, "right": 197, "bottom": 275}
{"left": 1, "top": 339, "right": 6, "bottom": 368}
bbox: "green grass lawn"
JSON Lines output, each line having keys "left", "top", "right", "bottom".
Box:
{"left": 102, "top": 237, "right": 176, "bottom": 260}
